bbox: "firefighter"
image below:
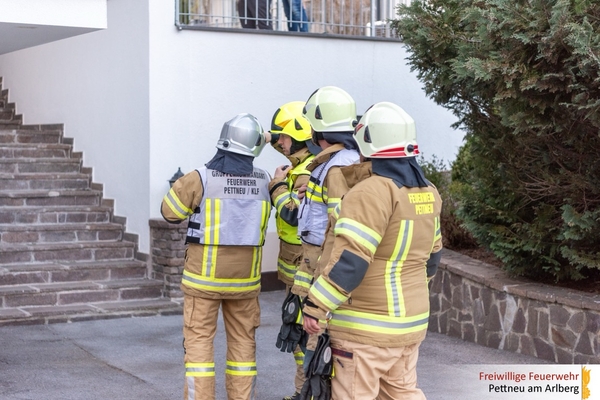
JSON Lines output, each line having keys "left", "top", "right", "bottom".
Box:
{"left": 161, "top": 113, "right": 271, "bottom": 400}
{"left": 286, "top": 87, "right": 360, "bottom": 386}
{"left": 266, "top": 101, "right": 320, "bottom": 400}
{"left": 302, "top": 102, "right": 443, "bottom": 399}
{"left": 291, "top": 86, "right": 360, "bottom": 298}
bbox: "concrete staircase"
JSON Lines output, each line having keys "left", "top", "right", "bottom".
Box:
{"left": 0, "top": 78, "right": 181, "bottom": 325}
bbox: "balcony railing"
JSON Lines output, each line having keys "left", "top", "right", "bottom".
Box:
{"left": 176, "top": 0, "right": 410, "bottom": 38}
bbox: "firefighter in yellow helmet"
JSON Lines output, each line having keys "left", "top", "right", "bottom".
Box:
{"left": 278, "top": 86, "right": 359, "bottom": 400}
{"left": 267, "top": 101, "right": 321, "bottom": 400}
{"left": 302, "top": 102, "right": 443, "bottom": 400}
{"left": 161, "top": 113, "right": 271, "bottom": 400}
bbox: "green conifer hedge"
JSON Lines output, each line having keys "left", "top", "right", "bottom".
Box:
{"left": 393, "top": 0, "right": 600, "bottom": 281}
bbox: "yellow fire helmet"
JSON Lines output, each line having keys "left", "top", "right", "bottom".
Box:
{"left": 270, "top": 101, "right": 312, "bottom": 142}
{"left": 353, "top": 102, "right": 419, "bottom": 158}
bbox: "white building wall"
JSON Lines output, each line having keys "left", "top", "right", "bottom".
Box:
{"left": 0, "top": 0, "right": 463, "bottom": 269}
{"left": 0, "top": 0, "right": 151, "bottom": 250}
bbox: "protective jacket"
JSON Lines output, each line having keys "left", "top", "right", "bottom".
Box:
{"left": 303, "top": 174, "right": 443, "bottom": 348}
{"left": 292, "top": 144, "right": 359, "bottom": 296}
{"left": 269, "top": 147, "right": 314, "bottom": 285}
{"left": 315, "top": 161, "right": 373, "bottom": 276}
{"left": 161, "top": 167, "right": 271, "bottom": 300}
{"left": 297, "top": 144, "right": 359, "bottom": 247}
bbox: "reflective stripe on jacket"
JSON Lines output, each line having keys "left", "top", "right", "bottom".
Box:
{"left": 181, "top": 244, "right": 263, "bottom": 294}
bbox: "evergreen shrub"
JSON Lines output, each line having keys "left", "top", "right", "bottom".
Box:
{"left": 394, "top": 0, "right": 600, "bottom": 281}
{"left": 418, "top": 155, "right": 478, "bottom": 250}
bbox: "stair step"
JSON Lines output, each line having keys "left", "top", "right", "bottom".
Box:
{"left": 0, "top": 81, "right": 174, "bottom": 327}
{"left": 0, "top": 102, "right": 15, "bottom": 111}
{"left": 0, "top": 128, "right": 61, "bottom": 144}
{"left": 0, "top": 222, "right": 124, "bottom": 244}
{"left": 0, "top": 122, "right": 22, "bottom": 130}
{"left": 0, "top": 260, "right": 148, "bottom": 285}
{"left": 0, "top": 298, "right": 181, "bottom": 326}
{"left": 0, "top": 114, "right": 22, "bottom": 125}
{"left": 0, "top": 172, "right": 90, "bottom": 191}
{"left": 0, "top": 205, "right": 112, "bottom": 224}
{"left": 0, "top": 110, "right": 14, "bottom": 120}
{"left": 0, "top": 157, "right": 81, "bottom": 173}
{"left": 0, "top": 278, "right": 163, "bottom": 307}
{"left": 0, "top": 241, "right": 136, "bottom": 264}
{"left": 0, "top": 143, "right": 72, "bottom": 158}
{"left": 0, "top": 189, "right": 102, "bottom": 207}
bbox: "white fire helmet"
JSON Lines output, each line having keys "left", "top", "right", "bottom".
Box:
{"left": 353, "top": 102, "right": 419, "bottom": 158}
{"left": 302, "top": 86, "right": 357, "bottom": 133}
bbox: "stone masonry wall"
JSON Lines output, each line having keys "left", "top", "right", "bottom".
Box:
{"left": 149, "top": 219, "right": 185, "bottom": 299}
{"left": 429, "top": 250, "right": 600, "bottom": 364}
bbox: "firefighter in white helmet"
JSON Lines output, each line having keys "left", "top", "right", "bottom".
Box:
{"left": 266, "top": 101, "right": 321, "bottom": 400}
{"left": 291, "top": 86, "right": 360, "bottom": 298}
{"left": 302, "top": 102, "right": 443, "bottom": 400}
{"left": 161, "top": 113, "right": 271, "bottom": 400}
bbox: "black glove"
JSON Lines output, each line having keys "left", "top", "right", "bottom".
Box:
{"left": 275, "top": 292, "right": 305, "bottom": 353}
{"left": 299, "top": 331, "right": 333, "bottom": 400}
{"left": 276, "top": 320, "right": 305, "bottom": 353}
{"left": 300, "top": 374, "right": 331, "bottom": 400}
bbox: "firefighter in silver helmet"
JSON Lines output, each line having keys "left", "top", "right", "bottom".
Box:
{"left": 161, "top": 113, "right": 271, "bottom": 400}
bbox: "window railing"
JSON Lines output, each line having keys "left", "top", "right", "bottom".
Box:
{"left": 176, "top": 0, "right": 410, "bottom": 38}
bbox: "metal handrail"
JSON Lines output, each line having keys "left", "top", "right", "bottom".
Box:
{"left": 175, "top": 0, "right": 409, "bottom": 38}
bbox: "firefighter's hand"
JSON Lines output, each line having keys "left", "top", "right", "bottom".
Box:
{"left": 297, "top": 184, "right": 307, "bottom": 200}
{"left": 274, "top": 165, "right": 291, "bottom": 179}
{"left": 303, "top": 314, "right": 321, "bottom": 335}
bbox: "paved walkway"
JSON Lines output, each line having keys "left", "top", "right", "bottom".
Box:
{"left": 0, "top": 291, "right": 550, "bottom": 400}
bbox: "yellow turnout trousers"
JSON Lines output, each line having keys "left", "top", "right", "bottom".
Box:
{"left": 183, "top": 294, "right": 260, "bottom": 400}
{"left": 330, "top": 337, "right": 426, "bottom": 400}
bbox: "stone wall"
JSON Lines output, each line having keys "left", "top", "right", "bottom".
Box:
{"left": 429, "top": 249, "right": 600, "bottom": 364}
{"left": 149, "top": 219, "right": 186, "bottom": 299}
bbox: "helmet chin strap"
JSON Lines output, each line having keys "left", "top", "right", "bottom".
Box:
{"left": 289, "top": 137, "right": 306, "bottom": 155}
{"left": 312, "top": 130, "right": 325, "bottom": 145}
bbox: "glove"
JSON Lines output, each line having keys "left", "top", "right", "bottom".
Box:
{"left": 276, "top": 321, "right": 306, "bottom": 353}
{"left": 299, "top": 331, "right": 333, "bottom": 400}
{"left": 275, "top": 292, "right": 306, "bottom": 353}
{"left": 299, "top": 374, "right": 331, "bottom": 400}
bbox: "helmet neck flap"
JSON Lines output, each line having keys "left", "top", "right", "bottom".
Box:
{"left": 206, "top": 149, "right": 254, "bottom": 176}
{"left": 371, "top": 157, "right": 429, "bottom": 189}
